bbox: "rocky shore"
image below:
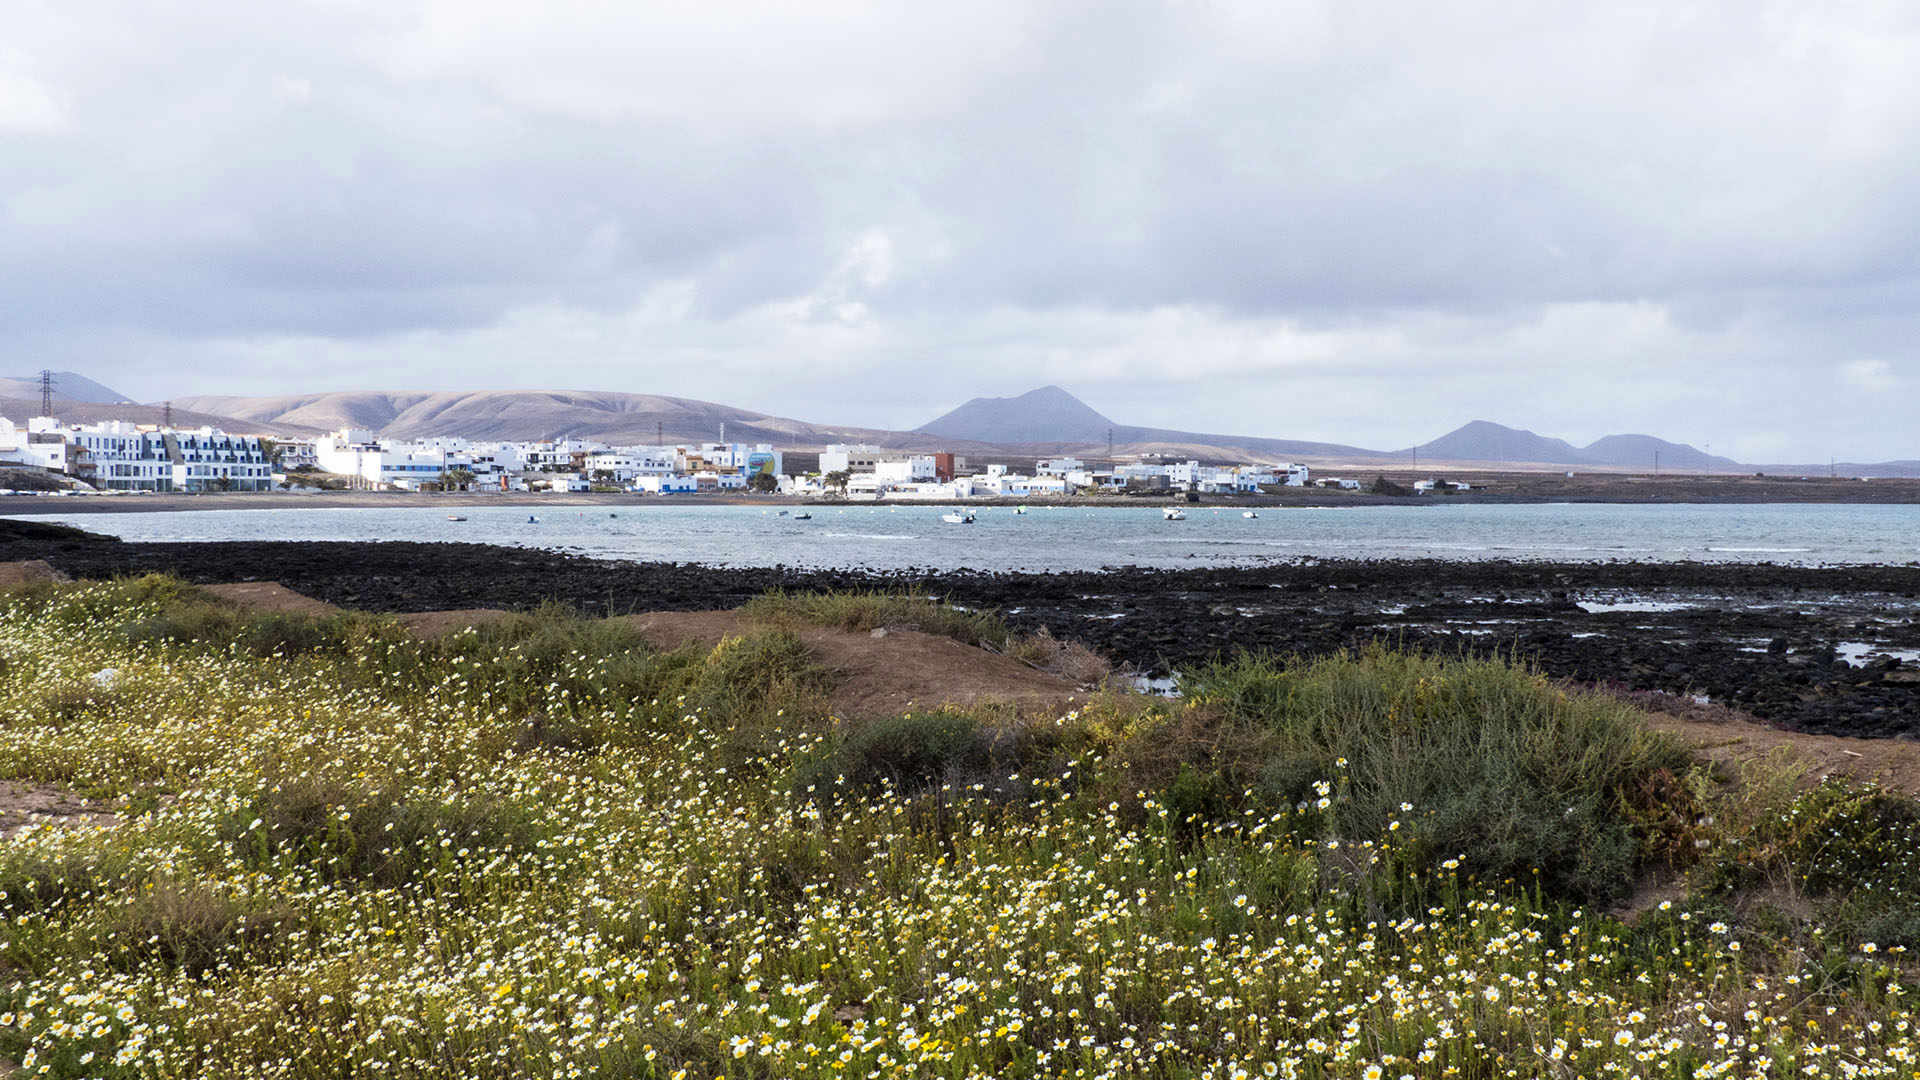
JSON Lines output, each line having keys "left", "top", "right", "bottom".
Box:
{"left": 7, "top": 525, "right": 1919, "bottom": 740}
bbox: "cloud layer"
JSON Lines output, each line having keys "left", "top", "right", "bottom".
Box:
{"left": 4, "top": 1, "right": 1918, "bottom": 460}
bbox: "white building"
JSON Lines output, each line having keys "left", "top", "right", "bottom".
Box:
{"left": 632, "top": 474, "right": 698, "bottom": 494}
{"left": 873, "top": 456, "right": 937, "bottom": 484}
{"left": 0, "top": 417, "right": 75, "bottom": 475}
{"left": 819, "top": 444, "right": 885, "bottom": 474}
{"left": 11, "top": 418, "right": 273, "bottom": 492}
{"left": 313, "top": 429, "right": 474, "bottom": 489}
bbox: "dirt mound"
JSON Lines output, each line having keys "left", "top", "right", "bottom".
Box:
{"left": 0, "top": 559, "right": 68, "bottom": 588}
{"left": 627, "top": 610, "right": 1087, "bottom": 719}
{"left": 0, "top": 781, "right": 121, "bottom": 839}
{"left": 201, "top": 581, "right": 342, "bottom": 617}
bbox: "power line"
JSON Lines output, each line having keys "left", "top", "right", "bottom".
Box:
{"left": 38, "top": 370, "right": 53, "bottom": 416}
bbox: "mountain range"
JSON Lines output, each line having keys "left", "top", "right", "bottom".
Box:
{"left": 919, "top": 387, "right": 1758, "bottom": 472}
{"left": 167, "top": 390, "right": 963, "bottom": 451}
{"left": 915, "top": 385, "right": 1383, "bottom": 461}
{"left": 9, "top": 377, "right": 1914, "bottom": 475}
{"left": 1410, "top": 419, "right": 1742, "bottom": 471}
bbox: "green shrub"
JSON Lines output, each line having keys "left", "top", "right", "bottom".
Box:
{"left": 797, "top": 705, "right": 1077, "bottom": 803}
{"left": 1163, "top": 646, "right": 1690, "bottom": 904}
{"left": 0, "top": 573, "right": 204, "bottom": 626}
{"left": 221, "top": 774, "right": 543, "bottom": 888}
{"left": 95, "top": 879, "right": 295, "bottom": 976}
{"left": 687, "top": 628, "right": 830, "bottom": 768}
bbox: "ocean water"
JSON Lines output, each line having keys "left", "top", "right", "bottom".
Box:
{"left": 12, "top": 502, "right": 1920, "bottom": 572}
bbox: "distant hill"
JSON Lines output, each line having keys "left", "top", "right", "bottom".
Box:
{"left": 917, "top": 386, "right": 1118, "bottom": 444}
{"left": 20, "top": 373, "right": 1905, "bottom": 475}
{"left": 1581, "top": 434, "right": 1737, "bottom": 471}
{"left": 1413, "top": 421, "right": 1742, "bottom": 471}
{"left": 1414, "top": 421, "right": 1589, "bottom": 465}
{"left": 0, "top": 372, "right": 132, "bottom": 405}
{"left": 0, "top": 397, "right": 320, "bottom": 436}
{"left": 168, "top": 389, "right": 955, "bottom": 449}
{"left": 918, "top": 386, "right": 1390, "bottom": 463}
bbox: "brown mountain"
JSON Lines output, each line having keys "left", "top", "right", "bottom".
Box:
{"left": 167, "top": 389, "right": 961, "bottom": 449}
{"left": 0, "top": 398, "right": 324, "bottom": 437}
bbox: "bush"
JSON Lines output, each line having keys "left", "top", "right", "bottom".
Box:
{"left": 1695, "top": 776, "right": 1920, "bottom": 948}
{"left": 221, "top": 774, "right": 543, "bottom": 888}
{"left": 1147, "top": 646, "right": 1690, "bottom": 904}
{"left": 796, "top": 705, "right": 1079, "bottom": 803}
{"left": 96, "top": 879, "right": 295, "bottom": 976}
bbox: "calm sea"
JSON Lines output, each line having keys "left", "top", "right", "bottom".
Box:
{"left": 11, "top": 502, "right": 1920, "bottom": 572}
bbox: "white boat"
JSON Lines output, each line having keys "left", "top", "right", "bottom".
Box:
{"left": 1242, "top": 510, "right": 1258, "bottom": 519}
{"left": 792, "top": 511, "right": 812, "bottom": 520}
{"left": 942, "top": 511, "right": 976, "bottom": 524}
{"left": 446, "top": 514, "right": 467, "bottom": 522}
{"left": 526, "top": 515, "right": 539, "bottom": 524}
{"left": 1163, "top": 507, "right": 1186, "bottom": 520}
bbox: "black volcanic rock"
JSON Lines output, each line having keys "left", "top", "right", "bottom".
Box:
{"left": 9, "top": 535, "right": 1920, "bottom": 740}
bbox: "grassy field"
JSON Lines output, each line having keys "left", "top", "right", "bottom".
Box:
{"left": 0, "top": 577, "right": 1916, "bottom": 1078}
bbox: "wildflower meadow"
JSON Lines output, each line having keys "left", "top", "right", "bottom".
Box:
{"left": 0, "top": 576, "right": 1914, "bottom": 1078}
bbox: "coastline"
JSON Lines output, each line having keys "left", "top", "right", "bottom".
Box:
{"left": 5, "top": 531, "right": 1917, "bottom": 741}
{"left": 9, "top": 469, "right": 1920, "bottom": 516}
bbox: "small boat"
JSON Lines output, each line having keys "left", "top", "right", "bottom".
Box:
{"left": 1014, "top": 506, "right": 1028, "bottom": 515}
{"left": 777, "top": 510, "right": 790, "bottom": 517}
{"left": 446, "top": 514, "right": 467, "bottom": 522}
{"left": 1243, "top": 510, "right": 1258, "bottom": 519}
{"left": 526, "top": 515, "right": 540, "bottom": 524}
{"left": 792, "top": 511, "right": 812, "bottom": 521}
{"left": 609, "top": 513, "right": 618, "bottom": 518}
{"left": 942, "top": 511, "right": 976, "bottom": 524}
{"left": 1162, "top": 507, "right": 1186, "bottom": 521}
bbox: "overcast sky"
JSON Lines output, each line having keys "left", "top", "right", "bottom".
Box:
{"left": 4, "top": 2, "right": 1918, "bottom": 461}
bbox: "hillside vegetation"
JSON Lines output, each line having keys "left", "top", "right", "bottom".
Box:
{"left": 0, "top": 578, "right": 1916, "bottom": 1078}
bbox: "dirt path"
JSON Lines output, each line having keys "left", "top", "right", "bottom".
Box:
{"left": 1642, "top": 703, "right": 1920, "bottom": 795}
{"left": 0, "top": 781, "right": 121, "bottom": 839}
{"left": 201, "top": 581, "right": 341, "bottom": 617}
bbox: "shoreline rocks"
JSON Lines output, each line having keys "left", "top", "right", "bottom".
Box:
{"left": 5, "top": 537, "right": 1918, "bottom": 739}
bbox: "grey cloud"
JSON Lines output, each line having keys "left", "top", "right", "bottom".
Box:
{"left": 3, "top": 1, "right": 1918, "bottom": 460}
